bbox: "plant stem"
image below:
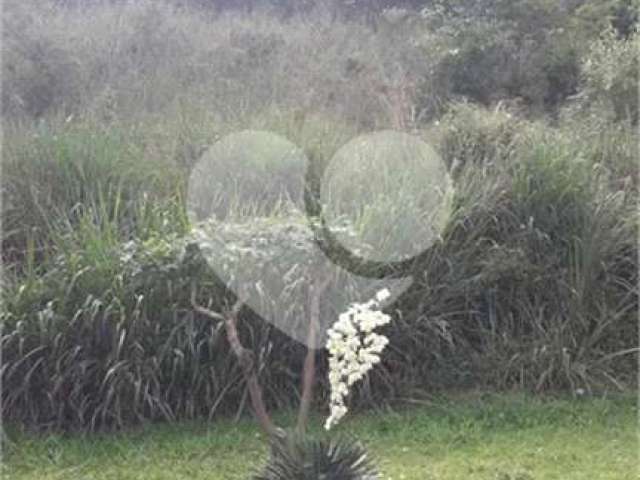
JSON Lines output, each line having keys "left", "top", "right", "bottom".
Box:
{"left": 192, "top": 287, "right": 281, "bottom": 439}
{"left": 296, "top": 274, "right": 331, "bottom": 434}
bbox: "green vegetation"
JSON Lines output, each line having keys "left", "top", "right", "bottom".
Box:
{"left": 4, "top": 394, "right": 636, "bottom": 480}
{"left": 2, "top": 0, "right": 638, "bottom": 438}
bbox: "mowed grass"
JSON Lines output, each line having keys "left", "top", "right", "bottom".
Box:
{"left": 4, "top": 393, "right": 637, "bottom": 480}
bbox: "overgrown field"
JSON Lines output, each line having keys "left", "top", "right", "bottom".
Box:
{"left": 2, "top": 0, "right": 638, "bottom": 432}
{"left": 4, "top": 394, "right": 636, "bottom": 480}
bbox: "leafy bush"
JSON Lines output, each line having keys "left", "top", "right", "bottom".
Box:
{"left": 578, "top": 24, "right": 639, "bottom": 123}
{"left": 421, "top": 0, "right": 637, "bottom": 112}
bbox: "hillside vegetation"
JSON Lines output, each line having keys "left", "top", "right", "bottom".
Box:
{"left": 2, "top": 0, "right": 638, "bottom": 431}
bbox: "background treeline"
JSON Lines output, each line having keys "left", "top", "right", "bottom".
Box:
{"left": 2, "top": 0, "right": 638, "bottom": 431}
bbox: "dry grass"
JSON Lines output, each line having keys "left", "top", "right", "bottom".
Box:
{"left": 2, "top": 0, "right": 451, "bottom": 128}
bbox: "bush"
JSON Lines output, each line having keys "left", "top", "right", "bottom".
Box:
{"left": 422, "top": 0, "right": 637, "bottom": 113}
{"left": 577, "top": 25, "right": 639, "bottom": 124}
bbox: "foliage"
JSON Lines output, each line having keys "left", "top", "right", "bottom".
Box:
{"left": 1, "top": 0, "right": 443, "bottom": 128}
{"left": 1, "top": 0, "right": 638, "bottom": 432}
{"left": 4, "top": 0, "right": 633, "bottom": 125}
{"left": 2, "top": 232, "right": 223, "bottom": 430}
{"left": 3, "top": 117, "right": 636, "bottom": 429}
{"left": 1, "top": 122, "right": 187, "bottom": 268}
{"left": 432, "top": 101, "right": 530, "bottom": 173}
{"left": 578, "top": 24, "right": 639, "bottom": 123}
{"left": 420, "top": 0, "right": 639, "bottom": 112}
{"left": 254, "top": 433, "right": 379, "bottom": 480}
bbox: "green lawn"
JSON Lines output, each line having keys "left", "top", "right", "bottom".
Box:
{"left": 3, "top": 393, "right": 637, "bottom": 480}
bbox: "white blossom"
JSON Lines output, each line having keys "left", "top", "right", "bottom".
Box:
{"left": 375, "top": 288, "right": 391, "bottom": 302}
{"left": 324, "top": 289, "right": 392, "bottom": 430}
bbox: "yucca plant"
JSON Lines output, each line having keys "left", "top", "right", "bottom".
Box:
{"left": 187, "top": 153, "right": 393, "bottom": 477}
{"left": 254, "top": 433, "right": 379, "bottom": 480}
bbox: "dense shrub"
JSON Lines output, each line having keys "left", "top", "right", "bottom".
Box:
{"left": 577, "top": 25, "right": 639, "bottom": 124}
{"left": 421, "top": 0, "right": 638, "bottom": 113}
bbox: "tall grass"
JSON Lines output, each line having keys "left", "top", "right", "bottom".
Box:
{"left": 2, "top": 0, "right": 449, "bottom": 128}
{"left": 2, "top": 121, "right": 188, "bottom": 269}
{"left": 3, "top": 105, "right": 637, "bottom": 430}
{"left": 1, "top": 1, "right": 637, "bottom": 431}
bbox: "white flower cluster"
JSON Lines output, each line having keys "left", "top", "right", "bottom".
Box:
{"left": 324, "top": 289, "right": 392, "bottom": 430}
